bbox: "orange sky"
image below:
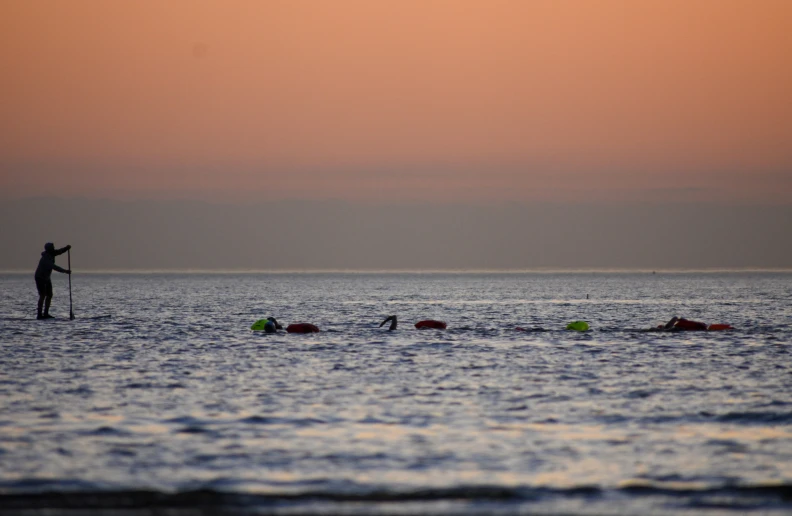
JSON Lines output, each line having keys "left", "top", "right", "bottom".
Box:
{"left": 1, "top": 0, "right": 790, "bottom": 203}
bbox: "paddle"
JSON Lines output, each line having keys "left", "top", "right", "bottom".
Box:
{"left": 68, "top": 249, "right": 74, "bottom": 320}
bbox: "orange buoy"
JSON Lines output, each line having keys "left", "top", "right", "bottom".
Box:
{"left": 415, "top": 320, "right": 447, "bottom": 330}
{"left": 707, "top": 324, "right": 733, "bottom": 331}
{"left": 286, "top": 323, "right": 320, "bottom": 334}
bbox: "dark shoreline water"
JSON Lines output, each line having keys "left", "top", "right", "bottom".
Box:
{"left": 2, "top": 483, "right": 792, "bottom": 515}
{"left": 1, "top": 272, "right": 791, "bottom": 515}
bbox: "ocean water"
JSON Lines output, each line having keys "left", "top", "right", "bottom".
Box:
{"left": 0, "top": 272, "right": 791, "bottom": 515}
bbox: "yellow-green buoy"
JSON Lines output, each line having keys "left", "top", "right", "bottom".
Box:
{"left": 251, "top": 319, "right": 269, "bottom": 331}
{"left": 566, "top": 321, "right": 589, "bottom": 331}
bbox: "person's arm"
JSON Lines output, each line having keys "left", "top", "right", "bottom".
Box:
{"left": 53, "top": 265, "right": 71, "bottom": 274}
{"left": 380, "top": 315, "right": 397, "bottom": 330}
{"left": 54, "top": 245, "right": 71, "bottom": 256}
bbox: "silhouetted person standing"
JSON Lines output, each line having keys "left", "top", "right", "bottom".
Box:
{"left": 35, "top": 242, "right": 71, "bottom": 319}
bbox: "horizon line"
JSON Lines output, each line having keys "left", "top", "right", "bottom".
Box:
{"left": 2, "top": 268, "right": 792, "bottom": 274}
{"left": 4, "top": 195, "right": 792, "bottom": 208}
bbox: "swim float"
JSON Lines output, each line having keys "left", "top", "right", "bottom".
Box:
{"left": 566, "top": 321, "right": 589, "bottom": 331}
{"left": 286, "top": 323, "right": 320, "bottom": 334}
{"left": 415, "top": 320, "right": 447, "bottom": 330}
{"left": 251, "top": 317, "right": 281, "bottom": 332}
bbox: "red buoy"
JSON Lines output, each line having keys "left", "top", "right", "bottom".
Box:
{"left": 415, "top": 320, "right": 447, "bottom": 330}
{"left": 707, "top": 324, "right": 733, "bottom": 331}
{"left": 286, "top": 323, "right": 320, "bottom": 334}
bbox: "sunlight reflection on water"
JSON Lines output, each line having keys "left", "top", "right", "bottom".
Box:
{"left": 0, "top": 272, "right": 791, "bottom": 514}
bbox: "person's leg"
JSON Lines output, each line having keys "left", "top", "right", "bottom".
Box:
{"left": 35, "top": 277, "right": 46, "bottom": 319}
{"left": 43, "top": 280, "right": 53, "bottom": 317}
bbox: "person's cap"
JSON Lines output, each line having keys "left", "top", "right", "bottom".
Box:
{"left": 44, "top": 242, "right": 55, "bottom": 252}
